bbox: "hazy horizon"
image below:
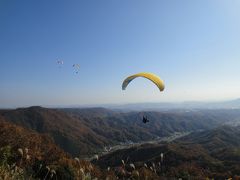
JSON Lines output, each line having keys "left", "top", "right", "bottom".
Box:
{"left": 2, "top": 97, "right": 240, "bottom": 109}
{"left": 1, "top": 0, "right": 240, "bottom": 107}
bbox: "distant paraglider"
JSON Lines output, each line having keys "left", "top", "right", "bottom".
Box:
{"left": 55, "top": 61, "right": 81, "bottom": 75}
{"left": 72, "top": 64, "right": 80, "bottom": 73}
{"left": 122, "top": 72, "right": 165, "bottom": 92}
{"left": 56, "top": 60, "right": 63, "bottom": 68}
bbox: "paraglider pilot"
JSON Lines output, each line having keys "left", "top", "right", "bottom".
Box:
{"left": 143, "top": 116, "right": 149, "bottom": 123}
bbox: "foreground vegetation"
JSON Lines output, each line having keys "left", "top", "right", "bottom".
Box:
{"left": 1, "top": 144, "right": 240, "bottom": 180}
{"left": 0, "top": 145, "right": 167, "bottom": 180}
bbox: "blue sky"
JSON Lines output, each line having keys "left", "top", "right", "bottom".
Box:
{"left": 1, "top": 0, "right": 240, "bottom": 107}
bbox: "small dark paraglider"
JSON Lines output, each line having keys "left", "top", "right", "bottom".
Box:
{"left": 142, "top": 116, "right": 149, "bottom": 123}
{"left": 72, "top": 64, "right": 80, "bottom": 74}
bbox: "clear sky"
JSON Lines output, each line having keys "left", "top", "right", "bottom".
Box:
{"left": 1, "top": 0, "right": 240, "bottom": 108}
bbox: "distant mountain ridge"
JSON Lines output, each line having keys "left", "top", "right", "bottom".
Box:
{"left": 61, "top": 107, "right": 118, "bottom": 118}
{"left": 103, "top": 98, "right": 240, "bottom": 111}
{"left": 1, "top": 106, "right": 240, "bottom": 158}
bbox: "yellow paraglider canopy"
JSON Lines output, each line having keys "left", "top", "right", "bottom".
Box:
{"left": 122, "top": 72, "right": 165, "bottom": 92}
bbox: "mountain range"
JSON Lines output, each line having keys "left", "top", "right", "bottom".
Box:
{"left": 103, "top": 98, "right": 240, "bottom": 111}
{"left": 1, "top": 106, "right": 240, "bottom": 157}
{"left": 1, "top": 106, "right": 240, "bottom": 178}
